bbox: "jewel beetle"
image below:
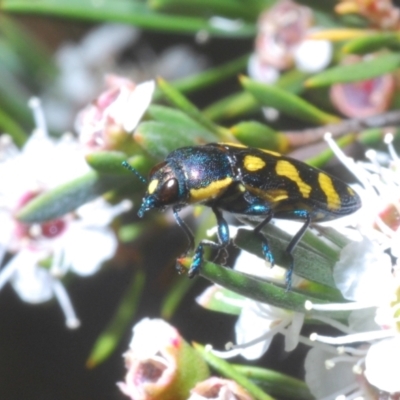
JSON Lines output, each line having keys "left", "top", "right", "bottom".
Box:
{"left": 123, "top": 142, "right": 361, "bottom": 288}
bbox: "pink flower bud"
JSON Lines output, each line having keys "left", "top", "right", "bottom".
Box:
{"left": 256, "top": 0, "right": 313, "bottom": 70}
{"left": 118, "top": 318, "right": 209, "bottom": 400}
{"left": 189, "top": 377, "right": 253, "bottom": 400}
{"left": 75, "top": 76, "right": 154, "bottom": 151}
{"left": 330, "top": 56, "right": 394, "bottom": 118}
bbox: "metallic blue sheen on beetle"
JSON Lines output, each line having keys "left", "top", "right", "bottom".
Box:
{"left": 123, "top": 142, "right": 361, "bottom": 288}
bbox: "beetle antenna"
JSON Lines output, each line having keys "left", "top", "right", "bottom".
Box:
{"left": 122, "top": 161, "right": 147, "bottom": 184}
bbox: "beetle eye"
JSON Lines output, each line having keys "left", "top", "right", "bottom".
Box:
{"left": 158, "top": 178, "right": 179, "bottom": 204}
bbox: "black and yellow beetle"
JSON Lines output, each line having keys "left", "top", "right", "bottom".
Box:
{"left": 123, "top": 143, "right": 361, "bottom": 287}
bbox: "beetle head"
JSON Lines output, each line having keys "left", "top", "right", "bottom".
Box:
{"left": 138, "top": 161, "right": 181, "bottom": 217}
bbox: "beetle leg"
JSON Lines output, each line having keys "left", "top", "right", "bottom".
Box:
{"left": 253, "top": 212, "right": 274, "bottom": 266}
{"left": 212, "top": 207, "right": 230, "bottom": 265}
{"left": 188, "top": 207, "right": 229, "bottom": 278}
{"left": 173, "top": 206, "right": 195, "bottom": 255}
{"left": 282, "top": 210, "right": 311, "bottom": 290}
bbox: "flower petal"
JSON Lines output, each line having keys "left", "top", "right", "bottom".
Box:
{"left": 365, "top": 336, "right": 400, "bottom": 393}
{"left": 333, "top": 237, "right": 393, "bottom": 303}
{"left": 293, "top": 37, "right": 332, "bottom": 73}
{"left": 9, "top": 251, "right": 54, "bottom": 303}
{"left": 235, "top": 301, "right": 290, "bottom": 359}
{"left": 62, "top": 224, "right": 117, "bottom": 276}
{"left": 304, "top": 347, "right": 357, "bottom": 399}
{"left": 121, "top": 80, "right": 155, "bottom": 132}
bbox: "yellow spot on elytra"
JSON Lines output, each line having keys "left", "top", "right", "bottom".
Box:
{"left": 244, "top": 155, "right": 266, "bottom": 172}
{"left": 189, "top": 177, "right": 232, "bottom": 203}
{"left": 276, "top": 160, "right": 312, "bottom": 198}
{"left": 318, "top": 173, "right": 341, "bottom": 210}
{"left": 148, "top": 179, "right": 158, "bottom": 194}
{"left": 238, "top": 184, "right": 246, "bottom": 192}
{"left": 347, "top": 186, "right": 355, "bottom": 196}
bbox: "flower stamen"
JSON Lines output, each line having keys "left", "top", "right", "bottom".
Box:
{"left": 384, "top": 132, "right": 399, "bottom": 161}
{"left": 310, "top": 329, "right": 395, "bottom": 345}
{"left": 52, "top": 278, "right": 80, "bottom": 329}
{"left": 28, "top": 97, "right": 48, "bottom": 136}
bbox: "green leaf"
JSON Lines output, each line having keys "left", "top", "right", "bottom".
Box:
{"left": 157, "top": 77, "right": 235, "bottom": 141}
{"left": 0, "top": 38, "right": 24, "bottom": 76}
{"left": 193, "top": 343, "right": 276, "bottom": 400}
{"left": 160, "top": 277, "right": 196, "bottom": 319}
{"left": 149, "top": 0, "right": 264, "bottom": 21}
{"left": 194, "top": 285, "right": 244, "bottom": 315}
{"left": 230, "top": 121, "right": 289, "bottom": 153}
{"left": 158, "top": 53, "right": 250, "bottom": 95}
{"left": 0, "top": 107, "right": 27, "bottom": 147}
{"left": 0, "top": 67, "right": 32, "bottom": 128}
{"left": 86, "top": 151, "right": 134, "bottom": 174}
{"left": 87, "top": 152, "right": 154, "bottom": 177}
{"left": 203, "top": 91, "right": 260, "bottom": 122}
{"left": 240, "top": 76, "right": 340, "bottom": 125}
{"left": 1, "top": 0, "right": 256, "bottom": 37}
{"left": 342, "top": 32, "right": 400, "bottom": 55}
{"left": 16, "top": 171, "right": 122, "bottom": 223}
{"left": 118, "top": 221, "right": 148, "bottom": 243}
{"left": 203, "top": 69, "right": 309, "bottom": 122}
{"left": 135, "top": 120, "right": 217, "bottom": 159}
{"left": 234, "top": 226, "right": 340, "bottom": 292}
{"left": 275, "top": 69, "right": 310, "bottom": 93}
{"left": 147, "top": 104, "right": 216, "bottom": 138}
{"left": 0, "top": 15, "right": 56, "bottom": 83}
{"left": 87, "top": 270, "right": 145, "bottom": 367}
{"left": 305, "top": 52, "right": 400, "bottom": 88}
{"left": 16, "top": 155, "right": 149, "bottom": 223}
{"left": 178, "top": 255, "right": 346, "bottom": 318}
{"left": 233, "top": 365, "right": 313, "bottom": 400}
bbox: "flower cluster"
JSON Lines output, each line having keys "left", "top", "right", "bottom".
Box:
{"left": 0, "top": 78, "right": 154, "bottom": 327}
{"left": 75, "top": 76, "right": 155, "bottom": 151}
{"left": 192, "top": 133, "right": 400, "bottom": 399}
{"left": 336, "top": 0, "right": 400, "bottom": 29}
{"left": 330, "top": 55, "right": 395, "bottom": 118}
{"left": 197, "top": 248, "right": 305, "bottom": 361}
{"left": 249, "top": 0, "right": 332, "bottom": 85}
{"left": 118, "top": 318, "right": 253, "bottom": 400}
{"left": 302, "top": 134, "right": 400, "bottom": 398}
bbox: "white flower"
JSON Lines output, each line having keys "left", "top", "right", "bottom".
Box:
{"left": 333, "top": 236, "right": 394, "bottom": 305}
{"left": 75, "top": 76, "right": 155, "bottom": 151}
{"left": 249, "top": 1, "right": 332, "bottom": 124}
{"left": 118, "top": 318, "right": 209, "bottom": 400}
{"left": 0, "top": 98, "right": 129, "bottom": 327}
{"left": 303, "top": 134, "right": 400, "bottom": 397}
{"left": 365, "top": 336, "right": 400, "bottom": 393}
{"left": 305, "top": 225, "right": 400, "bottom": 397}
{"left": 189, "top": 377, "right": 252, "bottom": 400}
{"left": 304, "top": 346, "right": 367, "bottom": 400}
{"left": 234, "top": 299, "right": 304, "bottom": 359}
{"left": 251, "top": 1, "right": 332, "bottom": 76}
{"left": 324, "top": 132, "right": 400, "bottom": 238}
{"left": 42, "top": 24, "right": 140, "bottom": 131}
{"left": 305, "top": 238, "right": 400, "bottom": 396}
{"left": 203, "top": 248, "right": 305, "bottom": 360}
{"left": 247, "top": 53, "right": 280, "bottom": 85}
{"left": 293, "top": 31, "right": 332, "bottom": 73}
{"left": 118, "top": 318, "right": 181, "bottom": 400}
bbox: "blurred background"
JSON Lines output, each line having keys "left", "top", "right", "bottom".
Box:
{"left": 1, "top": 1, "right": 400, "bottom": 399}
